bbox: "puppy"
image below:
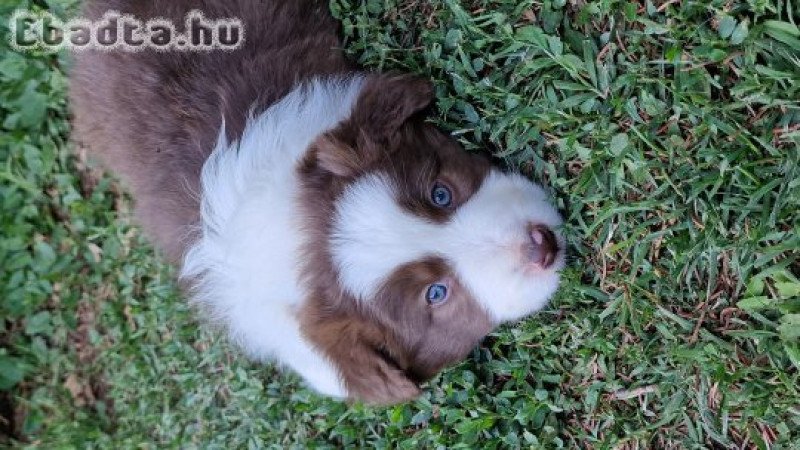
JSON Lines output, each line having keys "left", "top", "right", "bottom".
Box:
{"left": 70, "top": 0, "right": 565, "bottom": 404}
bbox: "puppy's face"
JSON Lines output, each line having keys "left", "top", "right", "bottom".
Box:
{"left": 299, "top": 75, "right": 565, "bottom": 404}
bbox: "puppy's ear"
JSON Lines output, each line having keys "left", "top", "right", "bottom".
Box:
{"left": 311, "top": 74, "right": 433, "bottom": 178}
{"left": 352, "top": 73, "right": 434, "bottom": 140}
{"left": 301, "top": 310, "right": 421, "bottom": 405}
{"left": 312, "top": 133, "right": 362, "bottom": 178}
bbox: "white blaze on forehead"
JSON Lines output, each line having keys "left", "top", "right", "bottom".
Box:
{"left": 330, "top": 169, "right": 565, "bottom": 323}
{"left": 331, "top": 174, "right": 441, "bottom": 298}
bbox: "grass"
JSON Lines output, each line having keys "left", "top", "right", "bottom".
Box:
{"left": 1, "top": 0, "right": 799, "bottom": 447}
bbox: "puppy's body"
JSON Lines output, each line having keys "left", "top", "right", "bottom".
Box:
{"left": 71, "top": 0, "right": 566, "bottom": 404}
{"left": 71, "top": 0, "right": 349, "bottom": 260}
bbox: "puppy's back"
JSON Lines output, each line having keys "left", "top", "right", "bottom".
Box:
{"left": 70, "top": 0, "right": 351, "bottom": 260}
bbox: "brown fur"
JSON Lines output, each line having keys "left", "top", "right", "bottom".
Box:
{"left": 70, "top": 0, "right": 353, "bottom": 260}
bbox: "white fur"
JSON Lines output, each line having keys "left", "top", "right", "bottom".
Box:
{"left": 181, "top": 77, "right": 365, "bottom": 398}
{"left": 331, "top": 170, "right": 565, "bottom": 322}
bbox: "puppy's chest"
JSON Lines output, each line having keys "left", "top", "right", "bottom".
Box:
{"left": 224, "top": 174, "right": 306, "bottom": 307}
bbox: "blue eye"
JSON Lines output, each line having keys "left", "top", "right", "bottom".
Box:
{"left": 431, "top": 183, "right": 452, "bottom": 207}
{"left": 425, "top": 283, "right": 448, "bottom": 305}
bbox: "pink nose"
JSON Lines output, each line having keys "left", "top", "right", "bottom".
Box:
{"left": 527, "top": 224, "right": 558, "bottom": 269}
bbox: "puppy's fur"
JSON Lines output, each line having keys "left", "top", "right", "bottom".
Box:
{"left": 70, "top": 0, "right": 565, "bottom": 404}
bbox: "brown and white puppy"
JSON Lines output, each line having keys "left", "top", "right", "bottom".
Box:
{"left": 70, "top": 0, "right": 565, "bottom": 404}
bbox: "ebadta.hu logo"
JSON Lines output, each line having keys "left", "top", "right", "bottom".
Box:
{"left": 9, "top": 9, "right": 244, "bottom": 52}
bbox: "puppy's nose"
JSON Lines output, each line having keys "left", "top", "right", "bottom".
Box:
{"left": 526, "top": 224, "right": 558, "bottom": 269}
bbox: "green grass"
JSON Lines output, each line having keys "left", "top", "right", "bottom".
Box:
{"left": 2, "top": 0, "right": 799, "bottom": 447}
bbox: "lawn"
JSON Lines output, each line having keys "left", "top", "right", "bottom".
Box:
{"left": 1, "top": 0, "right": 799, "bottom": 447}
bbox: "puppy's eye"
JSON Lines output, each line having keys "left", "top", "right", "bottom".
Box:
{"left": 425, "top": 283, "right": 448, "bottom": 305}
{"left": 430, "top": 182, "right": 452, "bottom": 207}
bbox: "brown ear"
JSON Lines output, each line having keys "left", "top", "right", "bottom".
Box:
{"left": 352, "top": 73, "right": 434, "bottom": 139}
{"left": 310, "top": 74, "right": 433, "bottom": 177}
{"left": 301, "top": 311, "right": 421, "bottom": 405}
{"left": 311, "top": 74, "right": 433, "bottom": 177}
{"left": 311, "top": 133, "right": 363, "bottom": 178}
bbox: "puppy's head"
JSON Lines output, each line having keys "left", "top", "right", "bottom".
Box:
{"left": 299, "top": 74, "right": 565, "bottom": 404}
